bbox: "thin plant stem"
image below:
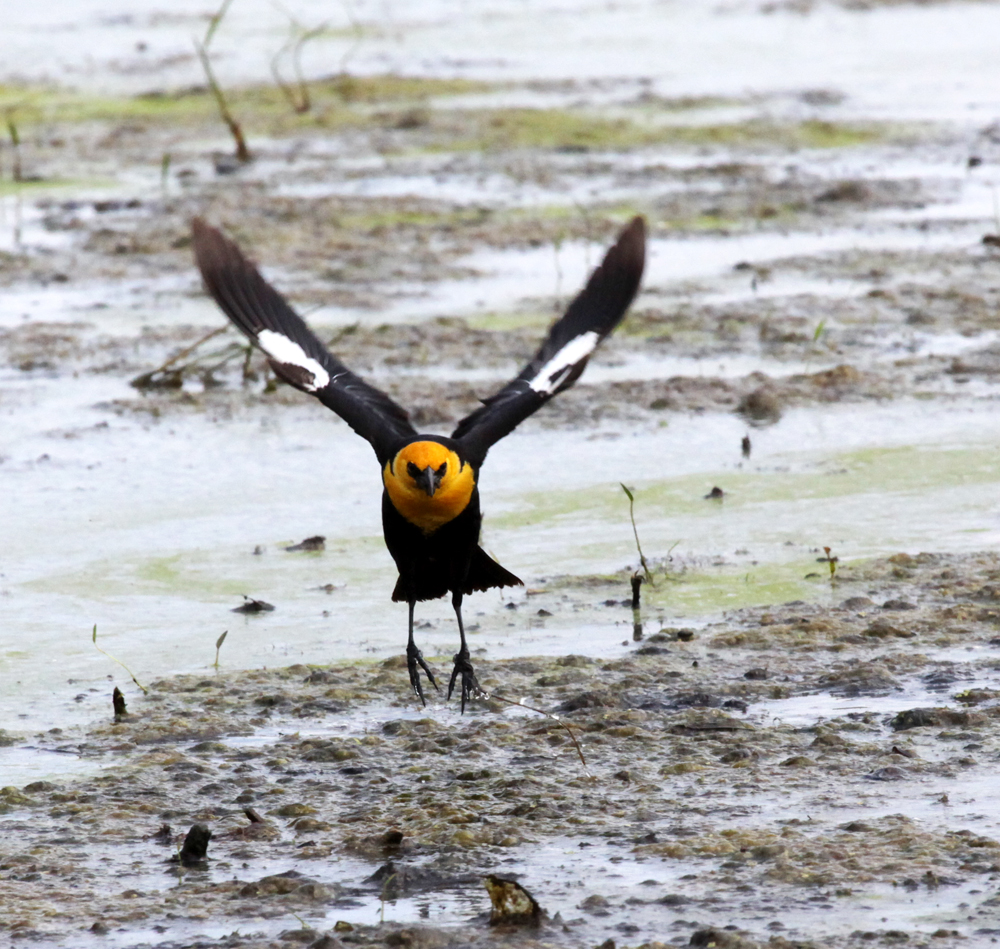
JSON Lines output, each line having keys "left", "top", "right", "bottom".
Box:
{"left": 196, "top": 0, "right": 250, "bottom": 162}
{"left": 270, "top": 5, "right": 327, "bottom": 114}
{"left": 620, "top": 483, "right": 653, "bottom": 583}
{"left": 489, "top": 692, "right": 588, "bottom": 770}
{"left": 195, "top": 43, "right": 251, "bottom": 162}
{"left": 204, "top": 0, "right": 237, "bottom": 47}
{"left": 213, "top": 630, "right": 228, "bottom": 669}
{"left": 92, "top": 625, "right": 147, "bottom": 694}
{"left": 158, "top": 325, "right": 229, "bottom": 373}
{"left": 823, "top": 546, "right": 838, "bottom": 581}
{"left": 7, "top": 116, "right": 22, "bottom": 182}
{"left": 131, "top": 325, "right": 229, "bottom": 388}
{"left": 160, "top": 152, "right": 171, "bottom": 196}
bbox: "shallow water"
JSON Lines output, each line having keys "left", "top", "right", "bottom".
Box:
{"left": 4, "top": 3, "right": 1000, "bottom": 946}
{"left": 4, "top": 387, "right": 1000, "bottom": 744}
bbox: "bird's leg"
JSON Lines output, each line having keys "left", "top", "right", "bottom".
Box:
{"left": 406, "top": 599, "right": 438, "bottom": 704}
{"left": 448, "top": 591, "right": 484, "bottom": 713}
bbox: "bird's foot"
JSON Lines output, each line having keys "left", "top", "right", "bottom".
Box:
{"left": 448, "top": 647, "right": 485, "bottom": 713}
{"left": 407, "top": 641, "right": 439, "bottom": 706}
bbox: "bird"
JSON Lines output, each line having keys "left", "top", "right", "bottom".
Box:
{"left": 191, "top": 215, "right": 646, "bottom": 711}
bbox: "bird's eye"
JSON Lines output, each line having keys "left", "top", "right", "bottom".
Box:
{"left": 436, "top": 463, "right": 447, "bottom": 478}
{"left": 406, "top": 461, "right": 421, "bottom": 480}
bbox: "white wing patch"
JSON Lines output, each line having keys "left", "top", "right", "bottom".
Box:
{"left": 529, "top": 331, "right": 600, "bottom": 395}
{"left": 257, "top": 329, "right": 330, "bottom": 391}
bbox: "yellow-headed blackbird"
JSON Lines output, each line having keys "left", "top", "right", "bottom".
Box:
{"left": 192, "top": 216, "right": 646, "bottom": 709}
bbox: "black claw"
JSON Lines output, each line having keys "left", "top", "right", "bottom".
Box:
{"left": 448, "top": 647, "right": 484, "bottom": 713}
{"left": 406, "top": 641, "right": 438, "bottom": 705}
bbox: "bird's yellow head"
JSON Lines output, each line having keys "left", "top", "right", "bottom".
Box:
{"left": 383, "top": 441, "right": 476, "bottom": 534}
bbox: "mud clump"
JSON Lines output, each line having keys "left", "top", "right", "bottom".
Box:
{"left": 737, "top": 385, "right": 783, "bottom": 425}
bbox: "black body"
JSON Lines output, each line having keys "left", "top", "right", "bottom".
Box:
{"left": 192, "top": 215, "right": 646, "bottom": 710}
{"left": 380, "top": 433, "right": 521, "bottom": 604}
{"left": 383, "top": 480, "right": 520, "bottom": 604}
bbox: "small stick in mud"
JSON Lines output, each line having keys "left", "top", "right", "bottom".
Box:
{"left": 112, "top": 687, "right": 127, "bottom": 720}
{"left": 177, "top": 824, "right": 212, "bottom": 866}
{"left": 159, "top": 152, "right": 171, "bottom": 196}
{"left": 631, "top": 572, "right": 644, "bottom": 640}
{"left": 240, "top": 343, "right": 256, "bottom": 382}
{"left": 630, "top": 572, "right": 643, "bottom": 610}
{"left": 741, "top": 433, "right": 752, "bottom": 459}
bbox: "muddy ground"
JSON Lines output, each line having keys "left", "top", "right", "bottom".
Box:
{"left": 3, "top": 551, "right": 1000, "bottom": 948}
{"left": 3, "top": 102, "right": 1000, "bottom": 434}
{"left": 2, "top": 39, "right": 1000, "bottom": 949}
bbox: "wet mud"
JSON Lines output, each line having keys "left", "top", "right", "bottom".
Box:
{"left": 3, "top": 550, "right": 1000, "bottom": 948}
{"left": 4, "top": 126, "right": 1000, "bottom": 431}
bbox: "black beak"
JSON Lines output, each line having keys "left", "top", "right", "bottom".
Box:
{"left": 418, "top": 466, "right": 438, "bottom": 497}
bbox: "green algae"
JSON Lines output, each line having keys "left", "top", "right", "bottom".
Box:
{"left": 643, "top": 559, "right": 827, "bottom": 614}
{"left": 320, "top": 73, "right": 490, "bottom": 104}
{"left": 536, "top": 555, "right": 827, "bottom": 617}
{"left": 432, "top": 110, "right": 887, "bottom": 154}
{"left": 0, "top": 74, "right": 492, "bottom": 137}
{"left": 494, "top": 442, "right": 1000, "bottom": 533}
{"left": 0, "top": 78, "right": 891, "bottom": 158}
{"left": 0, "top": 178, "right": 91, "bottom": 196}
{"left": 327, "top": 204, "right": 493, "bottom": 234}
{"left": 483, "top": 440, "right": 1000, "bottom": 617}
{"left": 19, "top": 529, "right": 393, "bottom": 603}
{"left": 464, "top": 310, "right": 554, "bottom": 333}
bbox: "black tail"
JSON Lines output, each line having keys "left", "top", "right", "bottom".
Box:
{"left": 464, "top": 547, "right": 523, "bottom": 594}
{"left": 391, "top": 546, "right": 523, "bottom": 602}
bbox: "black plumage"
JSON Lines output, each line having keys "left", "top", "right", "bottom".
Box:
{"left": 192, "top": 216, "right": 646, "bottom": 709}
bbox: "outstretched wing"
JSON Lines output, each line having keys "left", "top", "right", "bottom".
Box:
{"left": 452, "top": 215, "right": 646, "bottom": 465}
{"left": 192, "top": 218, "right": 417, "bottom": 462}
